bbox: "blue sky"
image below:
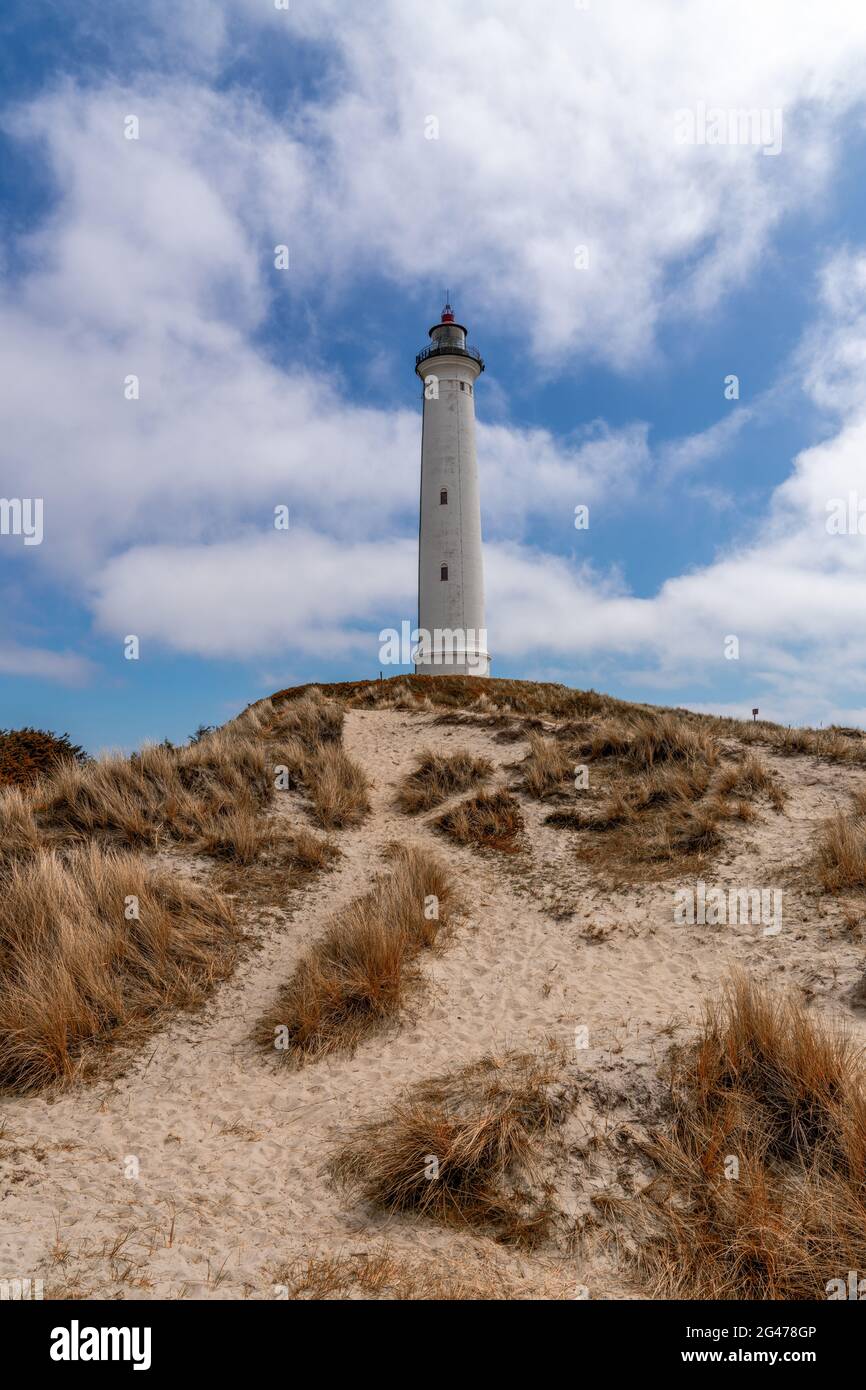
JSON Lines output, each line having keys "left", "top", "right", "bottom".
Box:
{"left": 2, "top": 0, "right": 866, "bottom": 752}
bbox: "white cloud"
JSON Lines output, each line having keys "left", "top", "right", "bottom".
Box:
{"left": 58, "top": 0, "right": 866, "bottom": 368}
{"left": 89, "top": 530, "right": 416, "bottom": 662}
{"left": 0, "top": 643, "right": 92, "bottom": 683}
{"left": 246, "top": 0, "right": 866, "bottom": 366}
{"left": 484, "top": 399, "right": 866, "bottom": 722}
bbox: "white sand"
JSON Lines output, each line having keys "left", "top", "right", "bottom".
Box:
{"left": 1, "top": 708, "right": 865, "bottom": 1298}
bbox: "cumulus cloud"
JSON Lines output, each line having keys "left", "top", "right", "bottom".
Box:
{"left": 244, "top": 0, "right": 866, "bottom": 365}
{"left": 89, "top": 530, "right": 416, "bottom": 662}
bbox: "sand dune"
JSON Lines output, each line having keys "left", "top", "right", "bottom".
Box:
{"left": 2, "top": 691, "right": 865, "bottom": 1299}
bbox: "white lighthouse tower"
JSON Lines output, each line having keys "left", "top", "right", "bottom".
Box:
{"left": 414, "top": 299, "right": 491, "bottom": 676}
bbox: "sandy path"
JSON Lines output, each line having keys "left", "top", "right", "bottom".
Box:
{"left": 2, "top": 710, "right": 864, "bottom": 1299}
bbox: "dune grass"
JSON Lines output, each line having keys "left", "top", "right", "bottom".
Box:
{"left": 396, "top": 748, "right": 493, "bottom": 813}
{"left": 602, "top": 978, "right": 866, "bottom": 1299}
{"left": 715, "top": 751, "right": 786, "bottom": 809}
{"left": 271, "top": 1245, "right": 564, "bottom": 1300}
{"left": 303, "top": 743, "right": 370, "bottom": 829}
{"left": 329, "top": 1049, "right": 573, "bottom": 1246}
{"left": 254, "top": 844, "right": 456, "bottom": 1063}
{"left": 436, "top": 788, "right": 524, "bottom": 853}
{"left": 817, "top": 810, "right": 866, "bottom": 891}
{"left": 269, "top": 676, "right": 866, "bottom": 774}
{"left": 1, "top": 690, "right": 366, "bottom": 867}
{"left": 520, "top": 733, "right": 574, "bottom": 799}
{"left": 540, "top": 711, "right": 791, "bottom": 879}
{"left": 0, "top": 843, "right": 237, "bottom": 1093}
{"left": 575, "top": 712, "right": 719, "bottom": 771}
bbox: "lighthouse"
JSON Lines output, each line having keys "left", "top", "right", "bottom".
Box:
{"left": 414, "top": 299, "right": 491, "bottom": 676}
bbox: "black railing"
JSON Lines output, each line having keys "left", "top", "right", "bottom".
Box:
{"left": 415, "top": 342, "right": 485, "bottom": 370}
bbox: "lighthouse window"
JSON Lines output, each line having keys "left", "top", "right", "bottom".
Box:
{"left": 440, "top": 565, "right": 448, "bottom": 581}
{"left": 459, "top": 381, "right": 465, "bottom": 391}
{"left": 440, "top": 488, "right": 448, "bottom": 505}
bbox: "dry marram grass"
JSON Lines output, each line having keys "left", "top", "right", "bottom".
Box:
{"left": 520, "top": 733, "right": 574, "bottom": 799}
{"left": 303, "top": 743, "right": 370, "bottom": 829}
{"left": 602, "top": 978, "right": 866, "bottom": 1299}
{"left": 254, "top": 843, "right": 456, "bottom": 1063}
{"left": 27, "top": 690, "right": 366, "bottom": 856}
{"left": 817, "top": 810, "right": 866, "bottom": 892}
{"left": 436, "top": 788, "right": 524, "bottom": 853}
{"left": 540, "top": 712, "right": 792, "bottom": 880}
{"left": 0, "top": 689, "right": 357, "bottom": 1093}
{"left": 396, "top": 748, "right": 493, "bottom": 813}
{"left": 330, "top": 1050, "right": 574, "bottom": 1245}
{"left": 272, "top": 1246, "right": 566, "bottom": 1300}
{"left": 0, "top": 844, "right": 236, "bottom": 1093}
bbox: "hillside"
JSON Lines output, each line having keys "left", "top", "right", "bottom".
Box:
{"left": 1, "top": 676, "right": 865, "bottom": 1299}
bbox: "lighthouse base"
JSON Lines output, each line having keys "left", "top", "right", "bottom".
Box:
{"left": 414, "top": 647, "right": 491, "bottom": 678}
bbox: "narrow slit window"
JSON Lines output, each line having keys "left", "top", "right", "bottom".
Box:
{"left": 440, "top": 487, "right": 448, "bottom": 505}
{"left": 440, "top": 564, "right": 448, "bottom": 581}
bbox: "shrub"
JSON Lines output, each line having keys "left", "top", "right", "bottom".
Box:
{"left": 0, "top": 727, "right": 87, "bottom": 788}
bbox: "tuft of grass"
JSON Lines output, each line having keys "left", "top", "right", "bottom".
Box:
{"left": 0, "top": 786, "right": 42, "bottom": 865}
{"left": 215, "top": 826, "right": 339, "bottom": 906}
{"left": 653, "top": 802, "right": 723, "bottom": 857}
{"left": 194, "top": 801, "right": 278, "bottom": 864}
{"left": 253, "top": 844, "right": 455, "bottom": 1063}
{"left": 329, "top": 1050, "right": 573, "bottom": 1246}
{"left": 304, "top": 743, "right": 371, "bottom": 829}
{"left": 271, "top": 1245, "right": 563, "bottom": 1300}
{"left": 817, "top": 812, "right": 866, "bottom": 892}
{"left": 624, "top": 714, "right": 719, "bottom": 771}
{"left": 436, "top": 788, "right": 523, "bottom": 853}
{"left": 0, "top": 843, "right": 236, "bottom": 1094}
{"left": 606, "top": 978, "right": 866, "bottom": 1300}
{"left": 272, "top": 688, "right": 344, "bottom": 745}
{"left": 715, "top": 752, "right": 786, "bottom": 809}
{"left": 396, "top": 748, "right": 493, "bottom": 813}
{"left": 626, "top": 763, "right": 710, "bottom": 811}
{"left": 577, "top": 713, "right": 718, "bottom": 771}
{"left": 288, "top": 827, "right": 340, "bottom": 872}
{"left": 520, "top": 733, "right": 574, "bottom": 799}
